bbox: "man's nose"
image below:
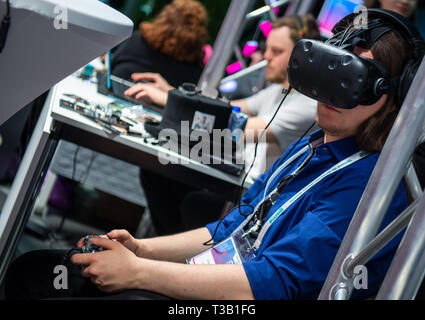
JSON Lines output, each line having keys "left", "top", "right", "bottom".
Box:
{"left": 264, "top": 50, "right": 272, "bottom": 62}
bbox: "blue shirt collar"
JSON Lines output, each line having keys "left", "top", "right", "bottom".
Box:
{"left": 309, "top": 129, "right": 361, "bottom": 162}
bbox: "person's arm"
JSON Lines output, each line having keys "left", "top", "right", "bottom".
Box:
{"left": 231, "top": 98, "right": 255, "bottom": 116}
{"left": 124, "top": 83, "right": 169, "bottom": 107}
{"left": 73, "top": 235, "right": 255, "bottom": 299}
{"left": 134, "top": 259, "right": 254, "bottom": 299}
{"left": 99, "top": 227, "right": 213, "bottom": 263}
{"left": 137, "top": 227, "right": 213, "bottom": 263}
{"left": 131, "top": 72, "right": 175, "bottom": 92}
{"left": 245, "top": 116, "right": 278, "bottom": 144}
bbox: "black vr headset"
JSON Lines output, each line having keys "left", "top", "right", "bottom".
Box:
{"left": 288, "top": 9, "right": 425, "bottom": 109}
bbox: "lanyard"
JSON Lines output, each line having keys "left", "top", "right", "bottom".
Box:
{"left": 235, "top": 144, "right": 312, "bottom": 240}
{"left": 252, "top": 139, "right": 323, "bottom": 218}
{"left": 247, "top": 149, "right": 371, "bottom": 251}
{"left": 261, "top": 144, "right": 310, "bottom": 203}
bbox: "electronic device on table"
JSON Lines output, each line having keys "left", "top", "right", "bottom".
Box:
{"left": 60, "top": 93, "right": 129, "bottom": 134}
{"left": 96, "top": 72, "right": 164, "bottom": 115}
{"left": 59, "top": 90, "right": 162, "bottom": 136}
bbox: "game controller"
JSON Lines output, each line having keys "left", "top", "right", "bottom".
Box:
{"left": 81, "top": 235, "right": 105, "bottom": 253}
{"left": 63, "top": 235, "right": 105, "bottom": 264}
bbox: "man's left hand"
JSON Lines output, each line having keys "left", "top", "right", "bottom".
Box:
{"left": 71, "top": 238, "right": 142, "bottom": 293}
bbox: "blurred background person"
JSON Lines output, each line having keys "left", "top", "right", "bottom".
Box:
{"left": 364, "top": 0, "right": 417, "bottom": 19}
{"left": 111, "top": 0, "right": 209, "bottom": 88}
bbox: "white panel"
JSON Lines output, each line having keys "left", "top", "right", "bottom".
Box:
{"left": 0, "top": 0, "right": 133, "bottom": 124}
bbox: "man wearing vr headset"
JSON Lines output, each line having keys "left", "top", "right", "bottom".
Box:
{"left": 5, "top": 9, "right": 421, "bottom": 300}
{"left": 126, "top": 15, "right": 322, "bottom": 238}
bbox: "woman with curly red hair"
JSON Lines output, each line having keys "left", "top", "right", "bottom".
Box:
{"left": 111, "top": 0, "right": 209, "bottom": 88}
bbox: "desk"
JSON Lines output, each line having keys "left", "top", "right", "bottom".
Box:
{"left": 0, "top": 73, "right": 251, "bottom": 283}
{"left": 50, "top": 75, "right": 247, "bottom": 195}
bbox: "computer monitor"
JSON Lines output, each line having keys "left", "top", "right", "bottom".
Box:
{"left": 219, "top": 60, "right": 268, "bottom": 100}
{"left": 316, "top": 0, "right": 364, "bottom": 38}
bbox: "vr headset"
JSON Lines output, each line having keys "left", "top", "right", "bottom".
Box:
{"left": 288, "top": 9, "right": 425, "bottom": 109}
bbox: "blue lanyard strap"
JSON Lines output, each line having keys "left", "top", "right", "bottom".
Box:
{"left": 249, "top": 150, "right": 371, "bottom": 251}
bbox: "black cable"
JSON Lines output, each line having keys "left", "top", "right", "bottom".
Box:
{"left": 71, "top": 146, "right": 81, "bottom": 181}
{"left": 53, "top": 146, "right": 81, "bottom": 234}
{"left": 203, "top": 87, "right": 317, "bottom": 246}
{"left": 236, "top": 87, "right": 293, "bottom": 216}
{"left": 57, "top": 147, "right": 97, "bottom": 234}
{"left": 328, "top": 19, "right": 384, "bottom": 49}
{"left": 81, "top": 151, "right": 97, "bottom": 184}
{"left": 0, "top": 0, "right": 10, "bottom": 54}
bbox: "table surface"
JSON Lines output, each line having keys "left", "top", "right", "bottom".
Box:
{"left": 48, "top": 74, "right": 252, "bottom": 189}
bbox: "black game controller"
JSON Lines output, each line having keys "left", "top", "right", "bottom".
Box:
{"left": 64, "top": 235, "right": 105, "bottom": 263}
{"left": 81, "top": 235, "right": 105, "bottom": 253}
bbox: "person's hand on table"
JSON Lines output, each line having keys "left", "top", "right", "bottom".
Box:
{"left": 131, "top": 72, "right": 174, "bottom": 92}
{"left": 124, "top": 82, "right": 168, "bottom": 107}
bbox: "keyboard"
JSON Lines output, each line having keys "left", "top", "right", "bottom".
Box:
{"left": 96, "top": 73, "right": 164, "bottom": 115}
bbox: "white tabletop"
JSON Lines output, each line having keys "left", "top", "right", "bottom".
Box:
{"left": 49, "top": 74, "right": 250, "bottom": 188}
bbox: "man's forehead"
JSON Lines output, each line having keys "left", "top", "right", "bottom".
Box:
{"left": 267, "top": 26, "right": 293, "bottom": 48}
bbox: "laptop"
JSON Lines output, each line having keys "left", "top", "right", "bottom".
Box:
{"left": 96, "top": 72, "right": 164, "bottom": 115}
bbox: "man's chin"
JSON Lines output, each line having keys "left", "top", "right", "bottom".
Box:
{"left": 265, "top": 76, "right": 285, "bottom": 84}
{"left": 316, "top": 120, "right": 340, "bottom": 136}
{"left": 265, "top": 70, "right": 285, "bottom": 84}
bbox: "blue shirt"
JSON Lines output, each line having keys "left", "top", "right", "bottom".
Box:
{"left": 206, "top": 130, "right": 408, "bottom": 300}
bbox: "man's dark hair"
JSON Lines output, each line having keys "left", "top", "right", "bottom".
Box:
{"left": 356, "top": 29, "right": 411, "bottom": 152}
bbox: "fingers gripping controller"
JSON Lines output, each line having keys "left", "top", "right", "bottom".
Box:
{"left": 81, "top": 235, "right": 105, "bottom": 253}
{"left": 64, "top": 235, "right": 105, "bottom": 263}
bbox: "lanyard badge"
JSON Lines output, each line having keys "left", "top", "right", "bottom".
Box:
{"left": 187, "top": 145, "right": 371, "bottom": 265}
{"left": 187, "top": 144, "right": 316, "bottom": 266}
{"left": 187, "top": 220, "right": 256, "bottom": 264}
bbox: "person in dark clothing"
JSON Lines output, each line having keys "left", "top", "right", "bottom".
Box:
{"left": 110, "top": 0, "right": 208, "bottom": 88}
{"left": 111, "top": 32, "right": 204, "bottom": 88}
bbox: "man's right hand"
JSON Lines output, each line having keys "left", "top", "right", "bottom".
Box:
{"left": 124, "top": 82, "right": 168, "bottom": 107}
{"left": 131, "top": 72, "right": 174, "bottom": 92}
{"left": 77, "top": 229, "right": 143, "bottom": 257}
